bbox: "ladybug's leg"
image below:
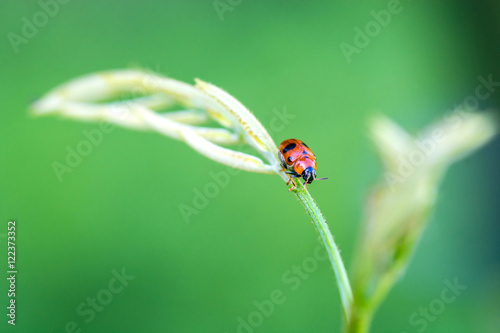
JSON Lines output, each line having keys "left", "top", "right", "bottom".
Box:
{"left": 286, "top": 173, "right": 300, "bottom": 191}
{"left": 283, "top": 171, "right": 295, "bottom": 190}
{"left": 281, "top": 164, "right": 298, "bottom": 191}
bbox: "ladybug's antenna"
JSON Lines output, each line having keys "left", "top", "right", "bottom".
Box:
{"left": 316, "top": 177, "right": 328, "bottom": 181}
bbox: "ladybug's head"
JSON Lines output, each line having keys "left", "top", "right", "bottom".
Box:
{"left": 302, "top": 167, "right": 316, "bottom": 185}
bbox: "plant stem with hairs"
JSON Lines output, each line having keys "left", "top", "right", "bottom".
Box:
{"left": 293, "top": 180, "right": 353, "bottom": 324}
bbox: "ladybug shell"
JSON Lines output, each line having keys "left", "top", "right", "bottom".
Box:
{"left": 278, "top": 139, "right": 317, "bottom": 176}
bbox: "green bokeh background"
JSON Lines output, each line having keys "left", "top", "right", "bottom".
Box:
{"left": 1, "top": 1, "right": 499, "bottom": 332}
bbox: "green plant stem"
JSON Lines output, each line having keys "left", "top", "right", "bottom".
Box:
{"left": 347, "top": 209, "right": 432, "bottom": 333}
{"left": 347, "top": 256, "right": 409, "bottom": 333}
{"left": 293, "top": 181, "right": 353, "bottom": 324}
{"left": 347, "top": 303, "right": 373, "bottom": 333}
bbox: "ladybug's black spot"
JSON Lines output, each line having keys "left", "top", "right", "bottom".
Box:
{"left": 303, "top": 150, "right": 308, "bottom": 154}
{"left": 287, "top": 156, "right": 293, "bottom": 163}
{"left": 282, "top": 143, "right": 296, "bottom": 153}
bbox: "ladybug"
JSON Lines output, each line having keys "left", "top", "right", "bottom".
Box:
{"left": 278, "top": 139, "right": 328, "bottom": 190}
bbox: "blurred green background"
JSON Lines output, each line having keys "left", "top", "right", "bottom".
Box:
{"left": 1, "top": 1, "right": 499, "bottom": 332}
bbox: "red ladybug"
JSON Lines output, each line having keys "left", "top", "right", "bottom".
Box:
{"left": 278, "top": 139, "right": 328, "bottom": 190}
